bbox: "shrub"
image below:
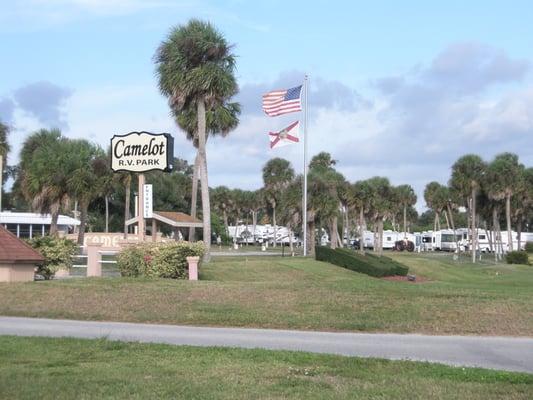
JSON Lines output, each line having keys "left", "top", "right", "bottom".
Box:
{"left": 27, "top": 236, "right": 77, "bottom": 279}
{"left": 506, "top": 251, "right": 530, "bottom": 265}
{"left": 117, "top": 241, "right": 205, "bottom": 279}
{"left": 315, "top": 247, "right": 409, "bottom": 277}
{"left": 525, "top": 242, "right": 533, "bottom": 253}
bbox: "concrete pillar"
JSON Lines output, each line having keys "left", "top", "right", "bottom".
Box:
{"left": 186, "top": 256, "right": 199, "bottom": 281}
{"left": 87, "top": 242, "right": 103, "bottom": 277}
{"left": 152, "top": 219, "right": 157, "bottom": 242}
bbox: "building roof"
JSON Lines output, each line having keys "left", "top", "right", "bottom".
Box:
{"left": 125, "top": 211, "right": 202, "bottom": 228}
{"left": 154, "top": 211, "right": 201, "bottom": 224}
{"left": 0, "top": 212, "right": 80, "bottom": 226}
{"left": 0, "top": 225, "right": 45, "bottom": 264}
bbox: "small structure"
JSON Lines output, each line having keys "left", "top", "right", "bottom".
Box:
{"left": 0, "top": 211, "right": 80, "bottom": 239}
{"left": 126, "top": 211, "right": 202, "bottom": 241}
{"left": 0, "top": 225, "right": 44, "bottom": 282}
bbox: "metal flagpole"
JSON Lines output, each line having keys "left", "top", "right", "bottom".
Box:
{"left": 302, "top": 75, "right": 309, "bottom": 256}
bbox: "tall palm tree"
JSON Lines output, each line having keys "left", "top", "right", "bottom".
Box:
{"left": 262, "top": 158, "right": 295, "bottom": 247}
{"left": 0, "top": 122, "right": 10, "bottom": 212}
{"left": 155, "top": 19, "right": 239, "bottom": 261}
{"left": 175, "top": 102, "right": 240, "bottom": 241}
{"left": 424, "top": 181, "right": 442, "bottom": 232}
{"left": 485, "top": 153, "right": 524, "bottom": 251}
{"left": 396, "top": 184, "right": 417, "bottom": 238}
{"left": 450, "top": 154, "right": 486, "bottom": 263}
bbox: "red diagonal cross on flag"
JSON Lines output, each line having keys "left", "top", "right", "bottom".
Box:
{"left": 268, "top": 121, "right": 300, "bottom": 149}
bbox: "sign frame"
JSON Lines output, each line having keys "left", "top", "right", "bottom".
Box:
{"left": 110, "top": 131, "right": 174, "bottom": 173}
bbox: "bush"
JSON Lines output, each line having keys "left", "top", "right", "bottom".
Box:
{"left": 506, "top": 251, "right": 530, "bottom": 265}
{"left": 525, "top": 242, "right": 533, "bottom": 253}
{"left": 315, "top": 247, "right": 409, "bottom": 277}
{"left": 27, "top": 236, "right": 77, "bottom": 279}
{"left": 117, "top": 241, "right": 205, "bottom": 279}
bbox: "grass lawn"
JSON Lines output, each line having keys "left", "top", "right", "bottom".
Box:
{"left": 0, "top": 336, "right": 531, "bottom": 399}
{"left": 0, "top": 253, "right": 532, "bottom": 335}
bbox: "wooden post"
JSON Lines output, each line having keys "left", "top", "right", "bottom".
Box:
{"left": 138, "top": 174, "right": 145, "bottom": 242}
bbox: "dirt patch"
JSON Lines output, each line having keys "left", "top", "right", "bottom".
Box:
{"left": 381, "top": 275, "right": 432, "bottom": 283}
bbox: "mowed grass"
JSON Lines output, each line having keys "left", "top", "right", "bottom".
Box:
{"left": 0, "top": 253, "right": 532, "bottom": 335}
{"left": 0, "top": 336, "right": 531, "bottom": 400}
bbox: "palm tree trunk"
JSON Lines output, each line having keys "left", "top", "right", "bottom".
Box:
{"left": 517, "top": 220, "right": 522, "bottom": 251}
{"left": 197, "top": 99, "right": 211, "bottom": 261}
{"left": 506, "top": 194, "right": 513, "bottom": 251}
{"left": 77, "top": 201, "right": 88, "bottom": 245}
{"left": 447, "top": 203, "right": 458, "bottom": 251}
{"left": 330, "top": 216, "right": 338, "bottom": 249}
{"left": 359, "top": 207, "right": 365, "bottom": 255}
{"left": 443, "top": 210, "right": 450, "bottom": 229}
{"left": 433, "top": 213, "right": 438, "bottom": 233}
{"left": 105, "top": 195, "right": 109, "bottom": 233}
{"left": 223, "top": 209, "right": 229, "bottom": 236}
{"left": 308, "top": 219, "right": 316, "bottom": 256}
{"left": 471, "top": 190, "right": 477, "bottom": 263}
{"left": 492, "top": 207, "right": 499, "bottom": 263}
{"left": 189, "top": 152, "right": 200, "bottom": 241}
{"left": 252, "top": 210, "right": 257, "bottom": 243}
{"left": 403, "top": 205, "right": 407, "bottom": 238}
{"left": 272, "top": 204, "right": 277, "bottom": 247}
{"left": 50, "top": 207, "right": 60, "bottom": 236}
{"left": 378, "top": 219, "right": 384, "bottom": 257}
{"left": 123, "top": 177, "right": 131, "bottom": 239}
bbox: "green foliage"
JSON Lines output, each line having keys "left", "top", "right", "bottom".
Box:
{"left": 27, "top": 236, "right": 77, "bottom": 279}
{"left": 117, "top": 242, "right": 205, "bottom": 279}
{"left": 315, "top": 246, "right": 409, "bottom": 277}
{"left": 506, "top": 251, "right": 529, "bottom": 265}
{"left": 525, "top": 242, "right": 533, "bottom": 253}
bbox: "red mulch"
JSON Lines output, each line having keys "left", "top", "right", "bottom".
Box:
{"left": 381, "top": 275, "right": 431, "bottom": 283}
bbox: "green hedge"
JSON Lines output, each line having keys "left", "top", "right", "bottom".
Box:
{"left": 525, "top": 242, "right": 533, "bottom": 253}
{"left": 315, "top": 247, "right": 409, "bottom": 277}
{"left": 117, "top": 241, "right": 205, "bottom": 279}
{"left": 506, "top": 251, "right": 530, "bottom": 265}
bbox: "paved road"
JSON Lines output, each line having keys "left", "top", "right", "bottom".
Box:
{"left": 1, "top": 316, "right": 532, "bottom": 373}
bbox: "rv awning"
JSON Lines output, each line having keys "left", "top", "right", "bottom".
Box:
{"left": 126, "top": 211, "right": 202, "bottom": 229}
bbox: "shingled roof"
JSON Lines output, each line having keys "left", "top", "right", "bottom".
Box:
{"left": 154, "top": 211, "right": 201, "bottom": 224}
{"left": 0, "top": 225, "right": 45, "bottom": 264}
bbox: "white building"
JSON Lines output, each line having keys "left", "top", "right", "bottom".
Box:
{"left": 0, "top": 212, "right": 80, "bottom": 239}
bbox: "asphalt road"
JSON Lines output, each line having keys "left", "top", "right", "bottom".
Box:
{"left": 1, "top": 316, "right": 532, "bottom": 373}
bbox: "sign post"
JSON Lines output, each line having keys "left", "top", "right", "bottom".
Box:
{"left": 110, "top": 131, "right": 174, "bottom": 243}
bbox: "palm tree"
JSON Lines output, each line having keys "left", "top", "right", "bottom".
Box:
{"left": 450, "top": 154, "right": 486, "bottom": 262}
{"left": 262, "top": 158, "right": 295, "bottom": 247}
{"left": 19, "top": 129, "right": 71, "bottom": 235}
{"left": 485, "top": 153, "right": 524, "bottom": 251}
{"left": 306, "top": 153, "right": 344, "bottom": 253}
{"left": 67, "top": 141, "right": 108, "bottom": 244}
{"left": 424, "top": 181, "right": 442, "bottom": 232}
{"left": 366, "top": 177, "right": 394, "bottom": 256}
{"left": 175, "top": 102, "right": 240, "bottom": 241}
{"left": 350, "top": 180, "right": 372, "bottom": 255}
{"left": 0, "top": 122, "right": 10, "bottom": 212}
{"left": 155, "top": 19, "right": 239, "bottom": 261}
{"left": 396, "top": 184, "right": 417, "bottom": 238}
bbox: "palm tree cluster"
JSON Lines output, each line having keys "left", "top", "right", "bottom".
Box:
{"left": 209, "top": 152, "right": 419, "bottom": 257}
{"left": 425, "top": 153, "right": 532, "bottom": 262}
{"left": 11, "top": 129, "right": 112, "bottom": 243}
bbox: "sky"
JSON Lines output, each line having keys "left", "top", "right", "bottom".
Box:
{"left": 1, "top": 0, "right": 533, "bottom": 210}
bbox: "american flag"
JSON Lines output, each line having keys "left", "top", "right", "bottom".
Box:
{"left": 262, "top": 85, "right": 302, "bottom": 117}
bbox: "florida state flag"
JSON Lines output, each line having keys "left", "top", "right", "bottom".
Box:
{"left": 268, "top": 121, "right": 300, "bottom": 149}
